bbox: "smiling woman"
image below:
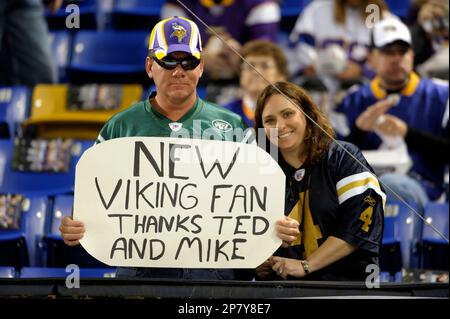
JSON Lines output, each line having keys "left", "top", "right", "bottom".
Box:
{"left": 254, "top": 81, "right": 335, "bottom": 168}
{"left": 261, "top": 94, "right": 308, "bottom": 161}
{"left": 253, "top": 82, "right": 385, "bottom": 281}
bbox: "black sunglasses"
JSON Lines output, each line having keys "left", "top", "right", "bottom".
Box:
{"left": 153, "top": 56, "right": 201, "bottom": 71}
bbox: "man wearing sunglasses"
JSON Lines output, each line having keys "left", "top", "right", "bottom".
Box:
{"left": 90, "top": 16, "right": 250, "bottom": 144}
{"left": 59, "top": 16, "right": 278, "bottom": 281}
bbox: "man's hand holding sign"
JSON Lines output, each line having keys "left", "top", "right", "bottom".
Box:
{"left": 67, "top": 137, "right": 297, "bottom": 269}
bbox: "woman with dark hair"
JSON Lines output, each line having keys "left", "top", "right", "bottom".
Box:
{"left": 254, "top": 82, "right": 384, "bottom": 281}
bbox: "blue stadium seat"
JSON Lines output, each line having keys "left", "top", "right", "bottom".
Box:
{"left": 113, "top": 0, "right": 164, "bottom": 15}
{"left": 385, "top": 0, "right": 411, "bottom": 19}
{"left": 46, "top": 0, "right": 98, "bottom": 30}
{"left": 20, "top": 267, "right": 115, "bottom": 278}
{"left": 380, "top": 200, "right": 422, "bottom": 274}
{"left": 143, "top": 85, "right": 206, "bottom": 100}
{"left": 48, "top": 31, "right": 72, "bottom": 82}
{"left": 23, "top": 196, "right": 49, "bottom": 266}
{"left": 0, "top": 195, "right": 48, "bottom": 270}
{"left": 20, "top": 267, "right": 67, "bottom": 278}
{"left": 422, "top": 203, "right": 449, "bottom": 244}
{"left": 67, "top": 31, "right": 149, "bottom": 84}
{"left": 280, "top": 0, "right": 311, "bottom": 17}
{"left": 0, "top": 231, "right": 29, "bottom": 270}
{"left": 0, "top": 139, "right": 94, "bottom": 195}
{"left": 380, "top": 271, "right": 403, "bottom": 282}
{"left": 197, "top": 86, "right": 207, "bottom": 99}
{"left": 110, "top": 0, "right": 164, "bottom": 30}
{"left": 50, "top": 194, "right": 74, "bottom": 235}
{"left": 0, "top": 266, "right": 15, "bottom": 278}
{"left": 421, "top": 202, "right": 449, "bottom": 270}
{"left": 143, "top": 85, "right": 156, "bottom": 100}
{"left": 0, "top": 86, "right": 30, "bottom": 139}
{"left": 279, "top": 0, "right": 311, "bottom": 32}
{"left": 43, "top": 193, "right": 110, "bottom": 268}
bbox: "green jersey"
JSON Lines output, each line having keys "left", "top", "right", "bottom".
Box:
{"left": 96, "top": 92, "right": 251, "bottom": 144}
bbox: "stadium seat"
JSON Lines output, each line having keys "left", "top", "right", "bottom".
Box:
{"left": 197, "top": 86, "right": 207, "bottom": 100}
{"left": 0, "top": 86, "right": 30, "bottom": 139}
{"left": 110, "top": 0, "right": 164, "bottom": 30}
{"left": 46, "top": 0, "right": 97, "bottom": 30}
{"left": 0, "top": 231, "right": 29, "bottom": 271}
{"left": 380, "top": 200, "right": 422, "bottom": 274}
{"left": 43, "top": 194, "right": 110, "bottom": 268}
{"left": 20, "top": 267, "right": 115, "bottom": 278}
{"left": 0, "top": 194, "right": 48, "bottom": 270}
{"left": 279, "top": 0, "right": 311, "bottom": 32}
{"left": 143, "top": 85, "right": 206, "bottom": 101}
{"left": 142, "top": 85, "right": 156, "bottom": 100}
{"left": 23, "top": 196, "right": 49, "bottom": 266}
{"left": 0, "top": 267, "right": 15, "bottom": 278}
{"left": 50, "top": 194, "right": 74, "bottom": 235}
{"left": 67, "top": 31, "right": 149, "bottom": 84}
{"left": 48, "top": 31, "right": 72, "bottom": 82}
{"left": 0, "top": 139, "right": 94, "bottom": 195}
{"left": 385, "top": 0, "right": 411, "bottom": 19}
{"left": 280, "top": 0, "right": 311, "bottom": 17}
{"left": 23, "top": 84, "right": 142, "bottom": 139}
{"left": 421, "top": 202, "right": 449, "bottom": 270}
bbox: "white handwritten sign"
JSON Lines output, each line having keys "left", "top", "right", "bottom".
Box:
{"left": 74, "top": 137, "right": 285, "bottom": 268}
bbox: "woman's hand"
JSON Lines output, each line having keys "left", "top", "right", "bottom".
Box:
{"left": 276, "top": 216, "right": 300, "bottom": 248}
{"left": 256, "top": 257, "right": 275, "bottom": 279}
{"left": 271, "top": 256, "right": 306, "bottom": 279}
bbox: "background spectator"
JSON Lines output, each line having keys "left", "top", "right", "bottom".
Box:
{"left": 336, "top": 18, "right": 449, "bottom": 211}
{"left": 223, "top": 40, "right": 288, "bottom": 127}
{"left": 289, "top": 0, "right": 391, "bottom": 83}
{"left": 161, "top": 0, "right": 281, "bottom": 81}
{"left": 409, "top": 0, "right": 449, "bottom": 79}
{"left": 0, "top": 0, "right": 62, "bottom": 86}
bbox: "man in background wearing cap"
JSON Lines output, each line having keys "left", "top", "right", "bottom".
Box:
{"left": 336, "top": 18, "right": 448, "bottom": 213}
{"left": 59, "top": 16, "right": 300, "bottom": 280}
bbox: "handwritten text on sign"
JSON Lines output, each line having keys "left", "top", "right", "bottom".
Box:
{"left": 74, "top": 137, "right": 285, "bottom": 268}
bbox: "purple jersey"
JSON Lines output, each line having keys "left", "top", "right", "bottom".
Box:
{"left": 336, "top": 74, "right": 449, "bottom": 200}
{"left": 164, "top": 0, "right": 280, "bottom": 44}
